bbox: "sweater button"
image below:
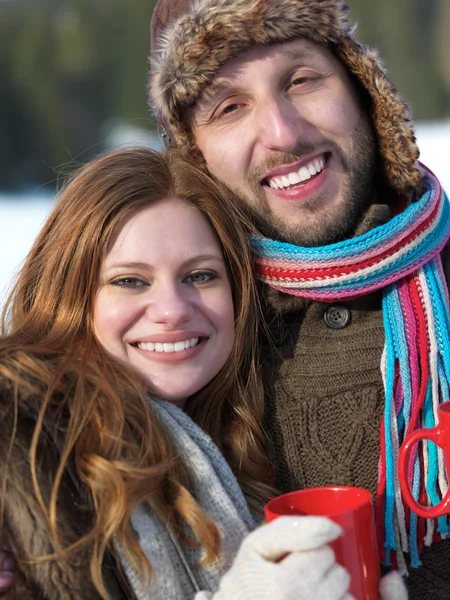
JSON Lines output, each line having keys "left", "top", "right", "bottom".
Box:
{"left": 323, "top": 305, "right": 351, "bottom": 329}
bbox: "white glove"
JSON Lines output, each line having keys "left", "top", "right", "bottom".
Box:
{"left": 197, "top": 572, "right": 408, "bottom": 600}
{"left": 195, "top": 515, "right": 353, "bottom": 600}
{"left": 194, "top": 517, "right": 409, "bottom": 600}
{"left": 379, "top": 571, "right": 408, "bottom": 600}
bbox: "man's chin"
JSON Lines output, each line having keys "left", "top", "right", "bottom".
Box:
{"left": 243, "top": 198, "right": 345, "bottom": 246}
{"left": 252, "top": 205, "right": 368, "bottom": 246}
{"left": 271, "top": 222, "right": 354, "bottom": 247}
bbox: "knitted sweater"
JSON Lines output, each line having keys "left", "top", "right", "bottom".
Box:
{"left": 261, "top": 208, "right": 450, "bottom": 600}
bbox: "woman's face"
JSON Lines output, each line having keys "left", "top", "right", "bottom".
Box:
{"left": 93, "top": 196, "right": 235, "bottom": 407}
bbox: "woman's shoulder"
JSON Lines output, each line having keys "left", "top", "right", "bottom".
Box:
{"left": 0, "top": 383, "right": 41, "bottom": 469}
{"left": 0, "top": 369, "right": 42, "bottom": 424}
{"left": 0, "top": 353, "right": 59, "bottom": 460}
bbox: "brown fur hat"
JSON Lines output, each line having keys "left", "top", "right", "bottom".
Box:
{"left": 150, "top": 0, "right": 422, "bottom": 196}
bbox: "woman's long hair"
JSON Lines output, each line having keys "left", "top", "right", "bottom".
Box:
{"left": 0, "top": 147, "right": 274, "bottom": 598}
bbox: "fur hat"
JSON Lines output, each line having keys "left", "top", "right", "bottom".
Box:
{"left": 150, "top": 0, "right": 421, "bottom": 195}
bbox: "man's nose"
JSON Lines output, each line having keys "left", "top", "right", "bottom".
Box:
{"left": 146, "top": 284, "right": 194, "bottom": 327}
{"left": 256, "top": 96, "right": 303, "bottom": 152}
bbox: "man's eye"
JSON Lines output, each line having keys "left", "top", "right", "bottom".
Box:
{"left": 214, "top": 100, "right": 243, "bottom": 120}
{"left": 111, "top": 277, "right": 147, "bottom": 289}
{"left": 222, "top": 103, "right": 239, "bottom": 114}
{"left": 185, "top": 272, "right": 216, "bottom": 284}
{"left": 290, "top": 76, "right": 311, "bottom": 87}
{"left": 289, "top": 72, "right": 321, "bottom": 90}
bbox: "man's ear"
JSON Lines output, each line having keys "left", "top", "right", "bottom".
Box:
{"left": 158, "top": 124, "right": 170, "bottom": 149}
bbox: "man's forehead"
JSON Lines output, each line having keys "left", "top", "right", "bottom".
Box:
{"left": 198, "top": 39, "right": 332, "bottom": 99}
{"left": 212, "top": 39, "right": 329, "bottom": 80}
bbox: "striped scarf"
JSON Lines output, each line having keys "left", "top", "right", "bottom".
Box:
{"left": 250, "top": 166, "right": 450, "bottom": 572}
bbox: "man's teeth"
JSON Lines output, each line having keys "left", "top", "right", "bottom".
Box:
{"left": 137, "top": 337, "right": 199, "bottom": 353}
{"left": 267, "top": 157, "right": 326, "bottom": 190}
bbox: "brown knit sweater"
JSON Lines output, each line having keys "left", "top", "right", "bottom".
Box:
{"left": 261, "top": 211, "right": 450, "bottom": 600}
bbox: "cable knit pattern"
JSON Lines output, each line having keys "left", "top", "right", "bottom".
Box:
{"left": 120, "top": 397, "right": 258, "bottom": 600}
{"left": 263, "top": 297, "right": 385, "bottom": 497}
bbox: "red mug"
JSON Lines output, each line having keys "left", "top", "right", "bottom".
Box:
{"left": 264, "top": 486, "right": 380, "bottom": 600}
{"left": 399, "top": 401, "right": 450, "bottom": 518}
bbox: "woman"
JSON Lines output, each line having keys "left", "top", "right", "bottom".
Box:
{"left": 0, "top": 148, "right": 402, "bottom": 600}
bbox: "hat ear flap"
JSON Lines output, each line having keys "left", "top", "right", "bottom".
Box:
{"left": 336, "top": 37, "right": 421, "bottom": 195}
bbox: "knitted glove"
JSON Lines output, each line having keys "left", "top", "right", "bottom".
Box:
{"left": 196, "top": 571, "right": 408, "bottom": 600}
{"left": 195, "top": 516, "right": 353, "bottom": 600}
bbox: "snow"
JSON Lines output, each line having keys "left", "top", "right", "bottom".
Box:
{"left": 415, "top": 120, "right": 450, "bottom": 191}
{"left": 0, "top": 194, "right": 56, "bottom": 306}
{"left": 0, "top": 121, "right": 449, "bottom": 306}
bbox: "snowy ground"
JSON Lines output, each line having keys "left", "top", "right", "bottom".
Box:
{"left": 0, "top": 121, "right": 449, "bottom": 306}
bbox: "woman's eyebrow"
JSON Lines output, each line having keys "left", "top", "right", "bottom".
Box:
{"left": 180, "top": 254, "right": 224, "bottom": 269}
{"left": 104, "top": 255, "right": 222, "bottom": 272}
{"left": 103, "top": 261, "right": 153, "bottom": 272}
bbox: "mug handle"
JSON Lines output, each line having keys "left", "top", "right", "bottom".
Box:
{"left": 398, "top": 426, "right": 450, "bottom": 518}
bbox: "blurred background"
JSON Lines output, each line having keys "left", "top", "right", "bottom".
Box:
{"left": 1, "top": 0, "right": 450, "bottom": 301}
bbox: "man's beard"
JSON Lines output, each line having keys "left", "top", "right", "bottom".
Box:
{"left": 228, "top": 117, "right": 377, "bottom": 247}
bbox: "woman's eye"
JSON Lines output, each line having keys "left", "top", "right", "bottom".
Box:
{"left": 185, "top": 272, "right": 216, "bottom": 284}
{"left": 111, "top": 277, "right": 147, "bottom": 289}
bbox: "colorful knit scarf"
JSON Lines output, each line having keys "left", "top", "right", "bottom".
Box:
{"left": 250, "top": 166, "right": 450, "bottom": 572}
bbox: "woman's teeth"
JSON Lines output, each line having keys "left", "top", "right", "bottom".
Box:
{"left": 137, "top": 338, "right": 199, "bottom": 353}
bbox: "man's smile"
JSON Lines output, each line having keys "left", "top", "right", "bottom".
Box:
{"left": 263, "top": 153, "right": 328, "bottom": 190}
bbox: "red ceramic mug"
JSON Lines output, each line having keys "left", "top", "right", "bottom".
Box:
{"left": 399, "top": 401, "right": 450, "bottom": 518}
{"left": 264, "top": 486, "right": 380, "bottom": 600}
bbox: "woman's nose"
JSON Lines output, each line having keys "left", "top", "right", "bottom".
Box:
{"left": 145, "top": 283, "right": 194, "bottom": 327}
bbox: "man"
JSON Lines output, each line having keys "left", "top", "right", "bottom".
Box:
{"left": 149, "top": 0, "right": 450, "bottom": 598}
{"left": 0, "top": 1, "right": 447, "bottom": 596}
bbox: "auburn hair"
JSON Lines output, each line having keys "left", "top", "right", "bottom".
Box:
{"left": 0, "top": 147, "right": 274, "bottom": 598}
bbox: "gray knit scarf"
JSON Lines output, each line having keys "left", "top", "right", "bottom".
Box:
{"left": 119, "top": 397, "right": 259, "bottom": 600}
